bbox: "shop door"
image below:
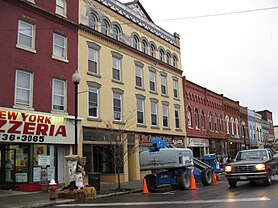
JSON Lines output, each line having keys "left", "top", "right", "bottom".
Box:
{"left": 1, "top": 149, "right": 16, "bottom": 190}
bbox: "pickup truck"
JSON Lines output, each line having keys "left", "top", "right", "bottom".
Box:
{"left": 224, "top": 148, "right": 278, "bottom": 187}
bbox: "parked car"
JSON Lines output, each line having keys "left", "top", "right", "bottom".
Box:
{"left": 224, "top": 149, "right": 278, "bottom": 187}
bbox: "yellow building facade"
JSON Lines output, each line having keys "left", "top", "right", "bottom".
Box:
{"left": 78, "top": 0, "right": 186, "bottom": 183}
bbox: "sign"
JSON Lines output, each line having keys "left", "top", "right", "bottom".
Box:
{"left": 0, "top": 108, "right": 77, "bottom": 144}
{"left": 187, "top": 137, "right": 209, "bottom": 147}
{"left": 16, "top": 173, "right": 28, "bottom": 182}
{"left": 38, "top": 155, "right": 50, "bottom": 166}
{"left": 33, "top": 167, "right": 41, "bottom": 182}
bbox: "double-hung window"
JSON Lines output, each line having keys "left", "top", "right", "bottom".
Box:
{"left": 52, "top": 79, "right": 66, "bottom": 111}
{"left": 175, "top": 106, "right": 181, "bottom": 129}
{"left": 15, "top": 70, "right": 32, "bottom": 106}
{"left": 149, "top": 70, "right": 156, "bottom": 92}
{"left": 88, "top": 47, "right": 98, "bottom": 74}
{"left": 112, "top": 52, "right": 122, "bottom": 82}
{"left": 135, "top": 62, "right": 143, "bottom": 88}
{"left": 18, "top": 20, "right": 35, "bottom": 50}
{"left": 136, "top": 98, "right": 145, "bottom": 124}
{"left": 151, "top": 101, "right": 158, "bottom": 126}
{"left": 113, "top": 92, "right": 122, "bottom": 121}
{"left": 161, "top": 74, "right": 167, "bottom": 95}
{"left": 53, "top": 33, "right": 66, "bottom": 59}
{"left": 173, "top": 79, "right": 179, "bottom": 99}
{"left": 162, "top": 103, "right": 169, "bottom": 128}
{"left": 56, "top": 0, "right": 66, "bottom": 16}
{"left": 88, "top": 86, "right": 99, "bottom": 118}
{"left": 112, "top": 25, "right": 120, "bottom": 40}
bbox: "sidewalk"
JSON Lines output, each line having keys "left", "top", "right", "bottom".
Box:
{"left": 0, "top": 180, "right": 143, "bottom": 208}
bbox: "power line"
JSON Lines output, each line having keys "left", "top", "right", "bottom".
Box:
{"left": 155, "top": 6, "right": 278, "bottom": 22}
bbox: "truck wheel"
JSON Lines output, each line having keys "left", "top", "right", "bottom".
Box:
{"left": 228, "top": 180, "right": 237, "bottom": 187}
{"left": 145, "top": 174, "right": 157, "bottom": 192}
{"left": 177, "top": 172, "right": 190, "bottom": 190}
{"left": 201, "top": 169, "right": 212, "bottom": 186}
{"left": 263, "top": 170, "right": 272, "bottom": 186}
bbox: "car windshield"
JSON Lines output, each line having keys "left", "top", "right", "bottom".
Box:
{"left": 235, "top": 150, "right": 268, "bottom": 161}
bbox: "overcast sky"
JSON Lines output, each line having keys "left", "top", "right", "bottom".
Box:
{"left": 120, "top": 0, "right": 278, "bottom": 125}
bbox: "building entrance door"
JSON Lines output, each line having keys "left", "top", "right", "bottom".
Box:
{"left": 0, "top": 148, "right": 16, "bottom": 190}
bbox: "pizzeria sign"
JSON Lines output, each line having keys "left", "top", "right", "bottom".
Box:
{"left": 0, "top": 108, "right": 77, "bottom": 144}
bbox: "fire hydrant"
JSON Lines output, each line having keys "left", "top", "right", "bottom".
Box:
{"left": 48, "top": 179, "right": 57, "bottom": 200}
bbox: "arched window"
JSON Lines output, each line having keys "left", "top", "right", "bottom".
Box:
{"left": 225, "top": 116, "right": 229, "bottom": 134}
{"left": 159, "top": 49, "right": 165, "bottom": 62}
{"left": 173, "top": 55, "right": 177, "bottom": 67}
{"left": 209, "top": 113, "right": 212, "bottom": 130}
{"left": 214, "top": 113, "right": 217, "bottom": 131}
{"left": 150, "top": 44, "right": 155, "bottom": 57}
{"left": 195, "top": 108, "right": 199, "bottom": 129}
{"left": 166, "top": 52, "right": 171, "bottom": 65}
{"left": 235, "top": 118, "right": 239, "bottom": 135}
{"left": 219, "top": 115, "right": 223, "bottom": 131}
{"left": 187, "top": 106, "right": 192, "bottom": 128}
{"left": 89, "top": 14, "right": 97, "bottom": 30}
{"left": 101, "top": 19, "right": 109, "bottom": 35}
{"left": 201, "top": 110, "right": 205, "bottom": 129}
{"left": 231, "top": 117, "right": 234, "bottom": 135}
{"left": 112, "top": 25, "right": 120, "bottom": 40}
{"left": 133, "top": 35, "right": 139, "bottom": 50}
{"left": 142, "top": 40, "right": 147, "bottom": 54}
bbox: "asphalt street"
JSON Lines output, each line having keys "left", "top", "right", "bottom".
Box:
{"left": 54, "top": 176, "right": 278, "bottom": 208}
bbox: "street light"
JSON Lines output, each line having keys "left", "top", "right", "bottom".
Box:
{"left": 241, "top": 121, "right": 247, "bottom": 150}
{"left": 72, "top": 70, "right": 81, "bottom": 155}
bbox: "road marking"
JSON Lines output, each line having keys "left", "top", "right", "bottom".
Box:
{"left": 56, "top": 197, "right": 270, "bottom": 207}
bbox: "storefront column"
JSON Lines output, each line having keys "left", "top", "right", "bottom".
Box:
{"left": 123, "top": 135, "right": 129, "bottom": 182}
{"left": 128, "top": 138, "right": 140, "bottom": 180}
{"left": 28, "top": 145, "right": 34, "bottom": 183}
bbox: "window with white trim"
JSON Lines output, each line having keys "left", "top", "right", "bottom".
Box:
{"left": 15, "top": 70, "right": 32, "bottom": 106}
{"left": 53, "top": 33, "right": 66, "bottom": 59}
{"left": 136, "top": 98, "right": 144, "bottom": 124}
{"left": 151, "top": 101, "right": 158, "bottom": 126}
{"left": 135, "top": 65, "right": 143, "bottom": 88}
{"left": 112, "top": 25, "right": 120, "bottom": 40}
{"left": 209, "top": 113, "right": 213, "bottom": 130}
{"left": 150, "top": 44, "right": 155, "bottom": 57}
{"left": 226, "top": 116, "right": 230, "bottom": 134}
{"left": 101, "top": 20, "right": 109, "bottom": 35}
{"left": 113, "top": 92, "right": 122, "bottom": 121}
{"left": 214, "top": 113, "right": 218, "bottom": 131}
{"left": 173, "top": 79, "right": 179, "bottom": 98}
{"left": 149, "top": 70, "right": 156, "bottom": 92}
{"left": 162, "top": 104, "right": 169, "bottom": 128}
{"left": 201, "top": 110, "right": 205, "bottom": 129}
{"left": 161, "top": 74, "right": 167, "bottom": 95}
{"left": 142, "top": 40, "right": 147, "bottom": 54}
{"left": 175, "top": 106, "right": 180, "bottom": 129}
{"left": 88, "top": 86, "right": 99, "bottom": 118}
{"left": 88, "top": 47, "right": 98, "bottom": 74}
{"left": 56, "top": 0, "right": 66, "bottom": 16}
{"left": 112, "top": 56, "right": 121, "bottom": 81}
{"left": 52, "top": 79, "right": 66, "bottom": 111}
{"left": 18, "top": 20, "right": 35, "bottom": 49}
{"left": 187, "top": 106, "right": 192, "bottom": 128}
{"left": 195, "top": 109, "right": 199, "bottom": 129}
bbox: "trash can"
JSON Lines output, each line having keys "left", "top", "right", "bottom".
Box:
{"left": 88, "top": 173, "right": 100, "bottom": 193}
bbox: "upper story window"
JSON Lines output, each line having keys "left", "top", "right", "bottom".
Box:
{"left": 89, "top": 14, "right": 97, "bottom": 30}
{"left": 88, "top": 48, "right": 99, "bottom": 76}
{"left": 150, "top": 44, "right": 155, "bottom": 57}
{"left": 214, "top": 113, "right": 218, "bottom": 131}
{"left": 173, "top": 55, "right": 177, "bottom": 68}
{"left": 15, "top": 70, "right": 33, "bottom": 107}
{"left": 142, "top": 40, "right": 147, "bottom": 54}
{"left": 149, "top": 70, "right": 156, "bottom": 92}
{"left": 135, "top": 63, "right": 143, "bottom": 88}
{"left": 56, "top": 0, "right": 66, "bottom": 16}
{"left": 160, "top": 74, "right": 167, "bottom": 96}
{"left": 133, "top": 35, "right": 139, "bottom": 50}
{"left": 52, "top": 79, "right": 66, "bottom": 111}
{"left": 166, "top": 52, "right": 171, "bottom": 65}
{"left": 88, "top": 86, "right": 99, "bottom": 118}
{"left": 18, "top": 20, "right": 35, "bottom": 50}
{"left": 201, "top": 110, "right": 205, "bottom": 129}
{"left": 159, "top": 49, "right": 165, "bottom": 62}
{"left": 136, "top": 97, "right": 145, "bottom": 124}
{"left": 225, "top": 116, "right": 229, "bottom": 134}
{"left": 195, "top": 109, "right": 199, "bottom": 129}
{"left": 235, "top": 119, "right": 239, "bottom": 135}
{"left": 101, "top": 20, "right": 109, "bottom": 35}
{"left": 112, "top": 52, "right": 122, "bottom": 82}
{"left": 112, "top": 25, "right": 120, "bottom": 40}
{"left": 175, "top": 106, "right": 181, "bottom": 129}
{"left": 113, "top": 92, "right": 122, "bottom": 121}
{"left": 209, "top": 113, "right": 213, "bottom": 130}
{"left": 151, "top": 101, "right": 158, "bottom": 127}
{"left": 173, "top": 78, "right": 179, "bottom": 99}
{"left": 162, "top": 103, "right": 169, "bottom": 128}
{"left": 53, "top": 33, "right": 67, "bottom": 60}
{"left": 231, "top": 117, "right": 235, "bottom": 134}
{"left": 219, "top": 115, "right": 223, "bottom": 131}
{"left": 187, "top": 106, "right": 192, "bottom": 128}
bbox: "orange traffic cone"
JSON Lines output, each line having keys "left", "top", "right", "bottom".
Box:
{"left": 142, "top": 178, "right": 149, "bottom": 194}
{"left": 212, "top": 172, "right": 217, "bottom": 186}
{"left": 189, "top": 169, "right": 197, "bottom": 190}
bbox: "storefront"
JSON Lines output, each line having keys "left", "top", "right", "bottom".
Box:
{"left": 186, "top": 137, "right": 209, "bottom": 160}
{"left": 0, "top": 108, "right": 77, "bottom": 191}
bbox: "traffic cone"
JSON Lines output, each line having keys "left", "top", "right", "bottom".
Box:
{"left": 212, "top": 172, "right": 217, "bottom": 186}
{"left": 142, "top": 178, "right": 149, "bottom": 194}
{"left": 189, "top": 169, "right": 197, "bottom": 190}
